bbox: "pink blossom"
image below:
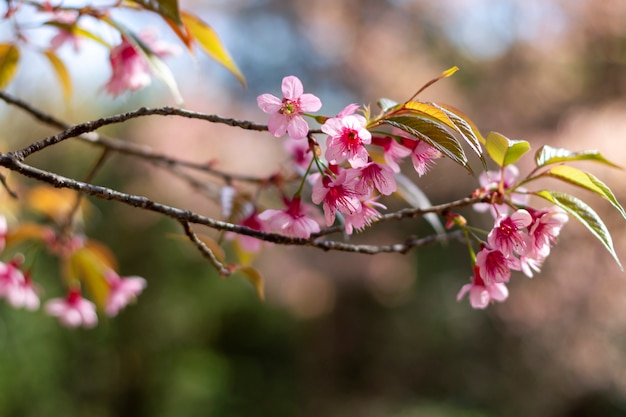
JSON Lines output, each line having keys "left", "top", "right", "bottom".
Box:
{"left": 457, "top": 266, "right": 509, "bottom": 309}
{"left": 311, "top": 169, "right": 363, "bottom": 226}
{"left": 403, "top": 139, "right": 442, "bottom": 176}
{"left": 487, "top": 209, "right": 532, "bottom": 257}
{"left": 45, "top": 290, "right": 98, "bottom": 328}
{"left": 257, "top": 76, "right": 322, "bottom": 139}
{"left": 354, "top": 162, "right": 396, "bottom": 196}
{"left": 475, "top": 247, "right": 520, "bottom": 285}
{"left": 0, "top": 259, "right": 24, "bottom": 300}
{"left": 284, "top": 136, "right": 313, "bottom": 170}
{"left": 225, "top": 208, "right": 267, "bottom": 253}
{"left": 519, "top": 254, "right": 545, "bottom": 278}
{"left": 526, "top": 206, "right": 569, "bottom": 258}
{"left": 344, "top": 198, "right": 386, "bottom": 235}
{"left": 474, "top": 165, "right": 529, "bottom": 217}
{"left": 105, "top": 270, "right": 147, "bottom": 317}
{"left": 323, "top": 114, "right": 372, "bottom": 168}
{"left": 372, "top": 136, "right": 412, "bottom": 173}
{"left": 6, "top": 273, "right": 39, "bottom": 311}
{"left": 258, "top": 197, "right": 321, "bottom": 239}
{"left": 105, "top": 30, "right": 180, "bottom": 96}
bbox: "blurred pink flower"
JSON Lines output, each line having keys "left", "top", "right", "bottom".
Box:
{"left": 257, "top": 76, "right": 322, "bottom": 139}
{"left": 45, "top": 290, "right": 98, "bottom": 328}
{"left": 474, "top": 165, "right": 529, "bottom": 217}
{"left": 105, "top": 30, "right": 180, "bottom": 96}
{"left": 0, "top": 259, "right": 25, "bottom": 300}
{"left": 48, "top": 11, "right": 81, "bottom": 52}
{"left": 6, "top": 273, "right": 39, "bottom": 311}
{"left": 457, "top": 266, "right": 509, "bottom": 309}
{"left": 105, "top": 270, "right": 147, "bottom": 317}
{"left": 258, "top": 197, "right": 321, "bottom": 239}
{"left": 225, "top": 208, "right": 267, "bottom": 253}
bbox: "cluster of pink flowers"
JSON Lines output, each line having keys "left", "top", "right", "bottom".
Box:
{"left": 0, "top": 215, "right": 147, "bottom": 328}
{"left": 457, "top": 200, "right": 568, "bottom": 309}
{"left": 254, "top": 76, "right": 442, "bottom": 241}
{"left": 255, "top": 77, "right": 570, "bottom": 310}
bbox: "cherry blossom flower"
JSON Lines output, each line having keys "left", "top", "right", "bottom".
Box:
{"left": 371, "top": 136, "right": 412, "bottom": 173}
{"left": 257, "top": 76, "right": 322, "bottom": 139}
{"left": 0, "top": 259, "right": 25, "bottom": 300}
{"left": 487, "top": 209, "right": 532, "bottom": 257}
{"left": 6, "top": 273, "right": 39, "bottom": 311}
{"left": 526, "top": 206, "right": 569, "bottom": 258}
{"left": 45, "top": 289, "right": 98, "bottom": 328}
{"left": 474, "top": 165, "right": 529, "bottom": 217}
{"left": 354, "top": 162, "right": 396, "bottom": 196}
{"left": 258, "top": 197, "right": 321, "bottom": 239}
{"left": 344, "top": 198, "right": 386, "bottom": 235}
{"left": 284, "top": 136, "right": 313, "bottom": 170}
{"left": 323, "top": 113, "right": 372, "bottom": 168}
{"left": 457, "top": 266, "right": 509, "bottom": 309}
{"left": 402, "top": 139, "right": 442, "bottom": 176}
{"left": 105, "top": 270, "right": 147, "bottom": 317}
{"left": 311, "top": 169, "right": 363, "bottom": 226}
{"left": 475, "top": 246, "right": 520, "bottom": 285}
{"left": 105, "top": 30, "right": 180, "bottom": 96}
{"left": 225, "top": 207, "right": 267, "bottom": 253}
{"left": 519, "top": 254, "right": 545, "bottom": 278}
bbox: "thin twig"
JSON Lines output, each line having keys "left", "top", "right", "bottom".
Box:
{"left": 0, "top": 153, "right": 470, "bottom": 255}
{"left": 0, "top": 172, "right": 18, "bottom": 199}
{"left": 180, "top": 220, "right": 231, "bottom": 276}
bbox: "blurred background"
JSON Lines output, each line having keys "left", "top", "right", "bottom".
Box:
{"left": 1, "top": 0, "right": 626, "bottom": 416}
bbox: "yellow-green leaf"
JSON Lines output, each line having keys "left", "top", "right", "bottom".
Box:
{"left": 535, "top": 145, "right": 621, "bottom": 169}
{"left": 43, "top": 21, "right": 111, "bottom": 48}
{"left": 43, "top": 50, "right": 72, "bottom": 102}
{"left": 71, "top": 247, "right": 110, "bottom": 309}
{"left": 485, "top": 131, "right": 530, "bottom": 167}
{"left": 0, "top": 43, "right": 20, "bottom": 88}
{"left": 234, "top": 265, "right": 265, "bottom": 301}
{"left": 536, "top": 190, "right": 622, "bottom": 270}
{"left": 181, "top": 11, "right": 246, "bottom": 87}
{"left": 402, "top": 101, "right": 457, "bottom": 130}
{"left": 547, "top": 165, "right": 626, "bottom": 219}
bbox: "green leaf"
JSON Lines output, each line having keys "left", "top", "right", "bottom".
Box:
{"left": 129, "top": 0, "right": 182, "bottom": 25}
{"left": 485, "top": 131, "right": 530, "bottom": 167}
{"left": 436, "top": 103, "right": 485, "bottom": 167}
{"left": 535, "top": 145, "right": 621, "bottom": 169}
{"left": 181, "top": 11, "right": 246, "bottom": 87}
{"left": 106, "top": 19, "right": 184, "bottom": 105}
{"left": 437, "top": 103, "right": 486, "bottom": 144}
{"left": 401, "top": 101, "right": 458, "bottom": 131}
{"left": 546, "top": 165, "right": 626, "bottom": 219}
{"left": 536, "top": 190, "right": 623, "bottom": 270}
{"left": 395, "top": 173, "right": 445, "bottom": 236}
{"left": 0, "top": 43, "right": 19, "bottom": 88}
{"left": 43, "top": 50, "right": 72, "bottom": 102}
{"left": 383, "top": 115, "right": 472, "bottom": 174}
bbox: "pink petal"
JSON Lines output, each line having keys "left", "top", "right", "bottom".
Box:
{"left": 299, "top": 93, "right": 322, "bottom": 112}
{"left": 257, "top": 94, "right": 282, "bottom": 113}
{"left": 287, "top": 116, "right": 310, "bottom": 139}
{"left": 281, "top": 76, "right": 303, "bottom": 99}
